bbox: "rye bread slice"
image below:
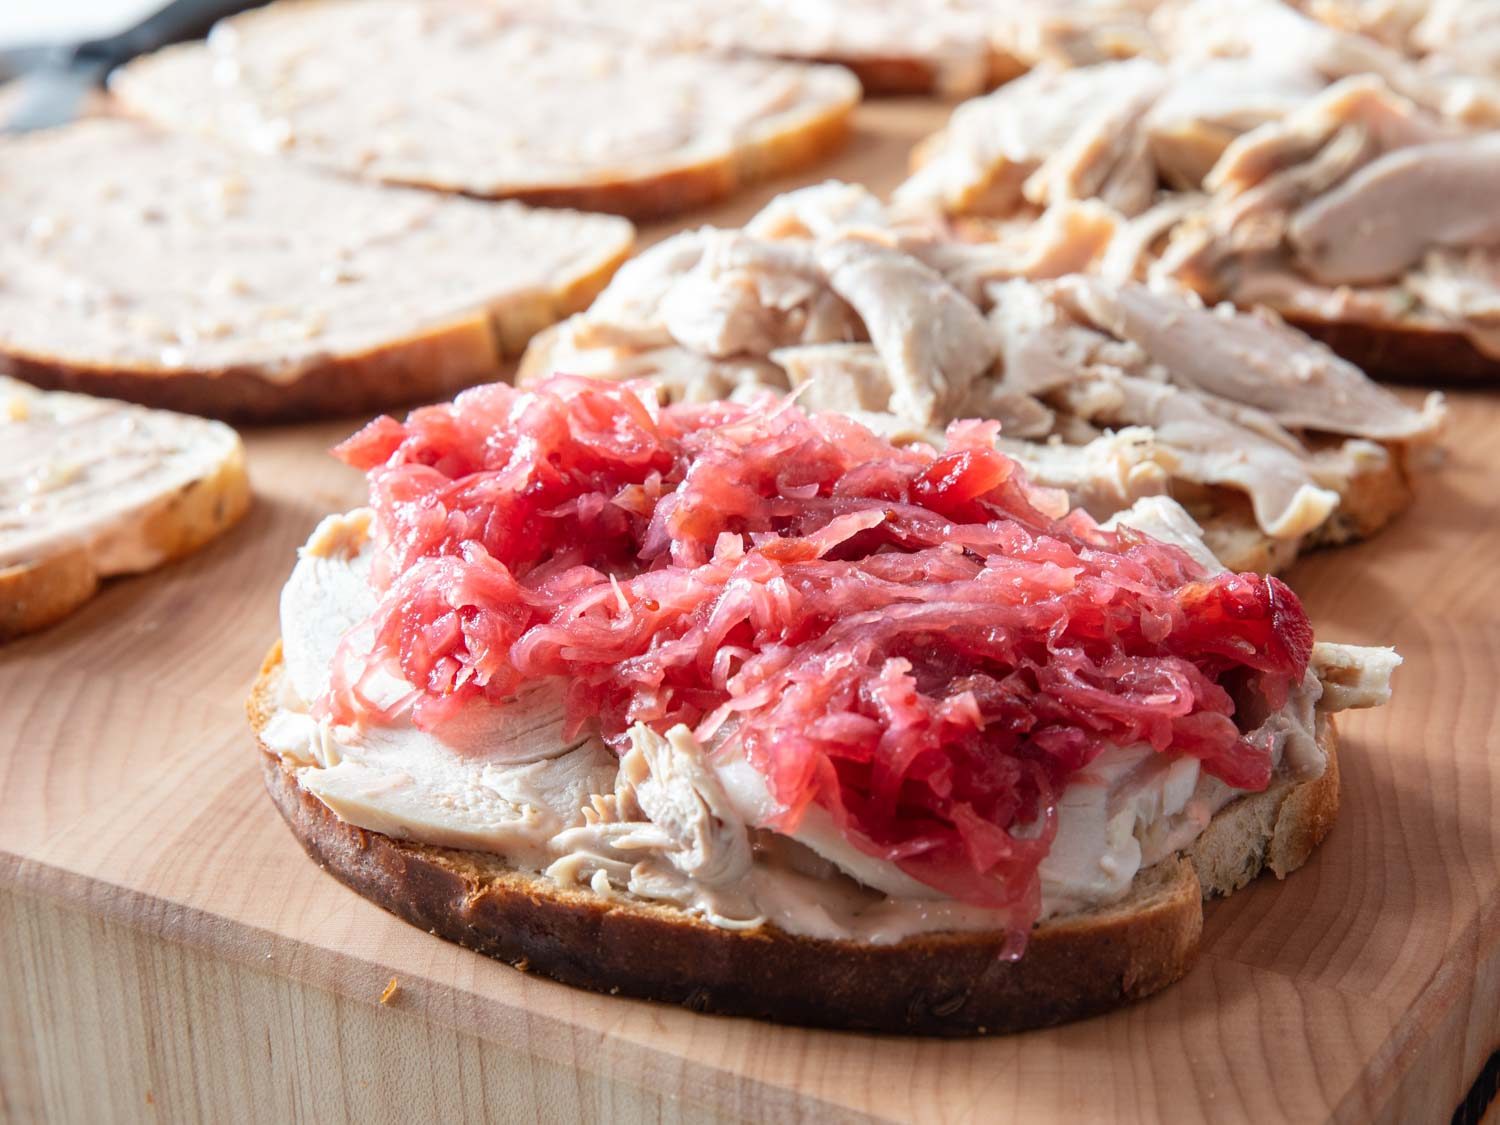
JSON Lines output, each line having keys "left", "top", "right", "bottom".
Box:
{"left": 1, "top": 379, "right": 250, "bottom": 639}
{"left": 1285, "top": 313, "right": 1500, "bottom": 386}
{"left": 111, "top": 0, "right": 861, "bottom": 220}
{"left": 0, "top": 120, "right": 633, "bottom": 422}
{"left": 248, "top": 644, "right": 1340, "bottom": 1035}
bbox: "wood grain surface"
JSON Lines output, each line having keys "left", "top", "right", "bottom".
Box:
{"left": 1, "top": 99, "right": 1497, "bottom": 1125}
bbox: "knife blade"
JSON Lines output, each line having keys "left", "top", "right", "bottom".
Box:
{"left": 4, "top": 49, "right": 112, "bottom": 132}
{"left": 3, "top": 0, "right": 268, "bottom": 132}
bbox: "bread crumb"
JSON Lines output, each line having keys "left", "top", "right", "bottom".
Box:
{"left": 379, "top": 977, "right": 400, "bottom": 1005}
{"left": 514, "top": 958, "right": 530, "bottom": 972}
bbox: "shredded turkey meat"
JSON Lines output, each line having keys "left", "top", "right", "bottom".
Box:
{"left": 1154, "top": 74, "right": 1500, "bottom": 357}
{"left": 534, "top": 181, "right": 1441, "bottom": 554}
{"left": 890, "top": 1, "right": 1500, "bottom": 362}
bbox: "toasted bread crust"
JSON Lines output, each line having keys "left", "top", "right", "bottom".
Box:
{"left": 1197, "top": 441, "right": 1415, "bottom": 573}
{"left": 1286, "top": 314, "right": 1500, "bottom": 385}
{"left": 1, "top": 245, "right": 629, "bottom": 423}
{"left": 795, "top": 48, "right": 1026, "bottom": 98}
{"left": 1304, "top": 441, "right": 1415, "bottom": 551}
{"left": 497, "top": 96, "right": 856, "bottom": 220}
{"left": 1189, "top": 720, "right": 1341, "bottom": 897}
{"left": 0, "top": 439, "right": 250, "bottom": 641}
{"left": 249, "top": 645, "right": 1340, "bottom": 1034}
{"left": 0, "top": 548, "right": 99, "bottom": 641}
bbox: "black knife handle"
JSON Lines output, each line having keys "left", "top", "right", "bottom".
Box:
{"left": 73, "top": 0, "right": 268, "bottom": 71}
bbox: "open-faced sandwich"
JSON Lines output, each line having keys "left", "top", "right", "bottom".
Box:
{"left": 893, "top": 0, "right": 1500, "bottom": 381}
{"left": 0, "top": 120, "right": 632, "bottom": 421}
{"left": 523, "top": 183, "right": 1443, "bottom": 573}
{"left": 251, "top": 375, "right": 1398, "bottom": 1034}
{"left": 1, "top": 377, "right": 249, "bottom": 639}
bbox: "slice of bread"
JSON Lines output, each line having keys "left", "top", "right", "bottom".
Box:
{"left": 248, "top": 644, "right": 1340, "bottom": 1035}
{"left": 1190, "top": 440, "right": 1416, "bottom": 574}
{"left": 1285, "top": 314, "right": 1500, "bottom": 385}
{"left": 111, "top": 0, "right": 861, "bottom": 220}
{"left": 0, "top": 120, "right": 633, "bottom": 422}
{"left": 491, "top": 0, "right": 1026, "bottom": 98}
{"left": 1, "top": 378, "right": 250, "bottom": 639}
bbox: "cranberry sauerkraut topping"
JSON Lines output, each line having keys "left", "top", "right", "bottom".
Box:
{"left": 328, "top": 376, "right": 1312, "bottom": 922}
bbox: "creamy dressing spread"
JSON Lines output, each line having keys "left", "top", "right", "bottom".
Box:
{"left": 267, "top": 506, "right": 1395, "bottom": 942}
{"left": 0, "top": 121, "right": 633, "bottom": 380}
{"left": 113, "top": 0, "right": 860, "bottom": 196}
{"left": 0, "top": 377, "right": 242, "bottom": 572}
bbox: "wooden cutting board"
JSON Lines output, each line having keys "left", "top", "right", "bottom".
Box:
{"left": 1, "top": 99, "right": 1496, "bottom": 1125}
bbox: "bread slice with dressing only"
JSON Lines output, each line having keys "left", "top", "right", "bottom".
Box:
{"left": 0, "top": 377, "right": 250, "bottom": 639}
{"left": 0, "top": 120, "right": 633, "bottom": 422}
{"left": 111, "top": 0, "right": 862, "bottom": 220}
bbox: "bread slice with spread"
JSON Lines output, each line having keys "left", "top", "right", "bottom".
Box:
{"left": 1, "top": 377, "right": 249, "bottom": 639}
{"left": 112, "top": 0, "right": 860, "bottom": 220}
{"left": 250, "top": 375, "right": 1397, "bottom": 1033}
{"left": 0, "top": 120, "right": 633, "bottom": 421}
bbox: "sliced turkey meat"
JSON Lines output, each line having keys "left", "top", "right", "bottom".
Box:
{"left": 986, "top": 277, "right": 1155, "bottom": 397}
{"left": 1202, "top": 76, "right": 1449, "bottom": 197}
{"left": 991, "top": 0, "right": 1159, "bottom": 70}
{"left": 574, "top": 229, "right": 711, "bottom": 349}
{"left": 995, "top": 429, "right": 1174, "bottom": 521}
{"left": 1157, "top": 0, "right": 1500, "bottom": 125}
{"left": 1301, "top": 0, "right": 1429, "bottom": 50}
{"left": 895, "top": 49, "right": 1355, "bottom": 225}
{"left": 985, "top": 280, "right": 1356, "bottom": 540}
{"left": 1300, "top": 0, "right": 1500, "bottom": 124}
{"left": 816, "top": 237, "right": 995, "bottom": 425}
{"left": 912, "top": 202, "right": 1121, "bottom": 303}
{"left": 744, "top": 181, "right": 892, "bottom": 241}
{"left": 1057, "top": 277, "right": 1443, "bottom": 439}
{"left": 1153, "top": 72, "right": 1500, "bottom": 361}
{"left": 893, "top": 60, "right": 1169, "bottom": 218}
{"left": 1144, "top": 59, "right": 1328, "bottom": 190}
{"left": 1020, "top": 67, "right": 1165, "bottom": 217}
{"left": 1108, "top": 377, "right": 1340, "bottom": 539}
{"left": 1288, "top": 133, "right": 1500, "bottom": 285}
{"left": 1100, "top": 194, "right": 1207, "bottom": 282}
{"left": 661, "top": 233, "right": 859, "bottom": 358}
{"left": 1404, "top": 249, "right": 1500, "bottom": 323}
{"left": 774, "top": 341, "right": 1058, "bottom": 441}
